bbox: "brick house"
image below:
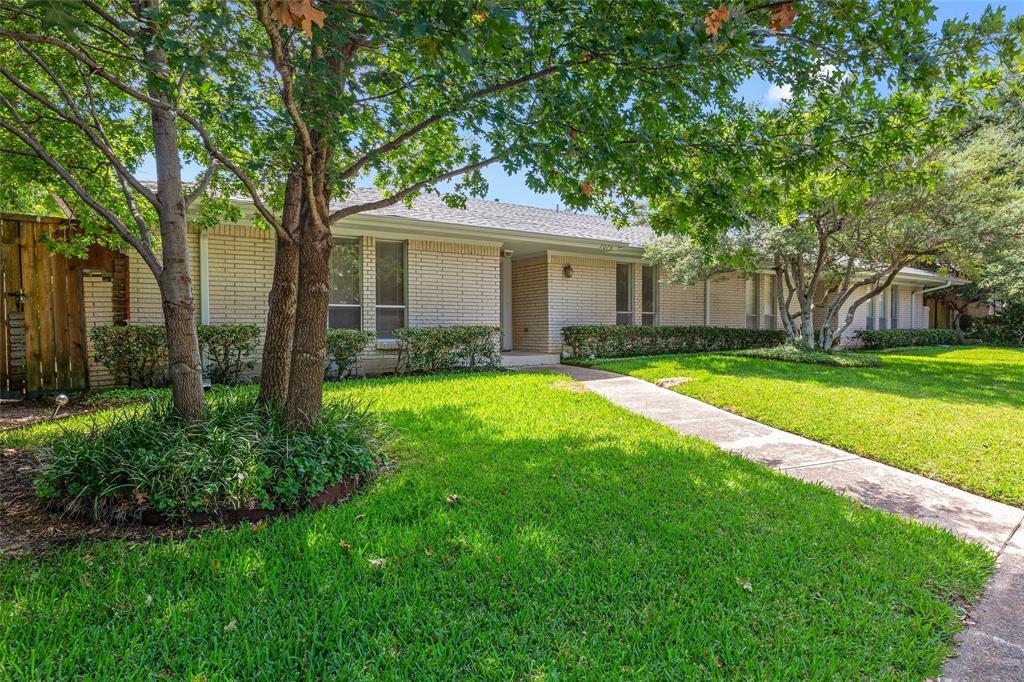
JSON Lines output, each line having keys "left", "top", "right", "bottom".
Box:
{"left": 81, "top": 189, "right": 958, "bottom": 383}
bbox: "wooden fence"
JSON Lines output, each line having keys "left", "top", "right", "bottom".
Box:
{"left": 0, "top": 214, "right": 88, "bottom": 397}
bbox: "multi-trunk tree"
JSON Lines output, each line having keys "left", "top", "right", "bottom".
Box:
{"left": 646, "top": 119, "right": 1024, "bottom": 350}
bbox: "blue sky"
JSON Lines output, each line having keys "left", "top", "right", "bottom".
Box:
{"left": 140, "top": 0, "right": 1023, "bottom": 209}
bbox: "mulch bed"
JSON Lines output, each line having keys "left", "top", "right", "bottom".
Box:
{"left": 1, "top": 445, "right": 367, "bottom": 558}
{"left": 0, "top": 448, "right": 195, "bottom": 558}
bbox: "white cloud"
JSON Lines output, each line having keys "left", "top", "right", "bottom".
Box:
{"left": 765, "top": 83, "right": 792, "bottom": 102}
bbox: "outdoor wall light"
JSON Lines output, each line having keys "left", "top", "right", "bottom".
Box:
{"left": 563, "top": 264, "right": 573, "bottom": 278}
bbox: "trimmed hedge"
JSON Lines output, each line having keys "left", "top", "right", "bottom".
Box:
{"left": 197, "top": 324, "right": 262, "bottom": 385}
{"left": 90, "top": 325, "right": 168, "bottom": 387}
{"left": 561, "top": 325, "right": 786, "bottom": 359}
{"left": 854, "top": 328, "right": 960, "bottom": 350}
{"left": 91, "top": 324, "right": 264, "bottom": 387}
{"left": 395, "top": 326, "right": 501, "bottom": 373}
{"left": 325, "top": 329, "right": 374, "bottom": 379}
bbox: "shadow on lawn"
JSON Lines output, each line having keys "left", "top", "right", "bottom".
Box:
{"left": 612, "top": 351, "right": 1024, "bottom": 409}
{"left": 0, "top": 379, "right": 992, "bottom": 678}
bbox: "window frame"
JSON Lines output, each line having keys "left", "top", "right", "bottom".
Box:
{"left": 641, "top": 264, "right": 658, "bottom": 326}
{"left": 615, "top": 262, "right": 634, "bottom": 326}
{"left": 890, "top": 286, "right": 899, "bottom": 329}
{"left": 327, "top": 236, "right": 362, "bottom": 330}
{"left": 745, "top": 276, "right": 758, "bottom": 329}
{"left": 375, "top": 239, "right": 408, "bottom": 341}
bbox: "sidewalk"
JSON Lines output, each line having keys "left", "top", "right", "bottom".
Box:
{"left": 542, "top": 364, "right": 1024, "bottom": 681}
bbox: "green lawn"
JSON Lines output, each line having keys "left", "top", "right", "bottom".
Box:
{"left": 1, "top": 373, "right": 994, "bottom": 679}
{"left": 592, "top": 346, "right": 1024, "bottom": 506}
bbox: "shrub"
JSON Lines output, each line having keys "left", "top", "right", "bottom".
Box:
{"left": 727, "top": 345, "right": 882, "bottom": 367}
{"left": 325, "top": 329, "right": 374, "bottom": 379}
{"left": 854, "top": 328, "right": 960, "bottom": 350}
{"left": 394, "top": 326, "right": 501, "bottom": 373}
{"left": 561, "top": 325, "right": 786, "bottom": 359}
{"left": 198, "top": 324, "right": 262, "bottom": 385}
{"left": 35, "top": 389, "right": 389, "bottom": 521}
{"left": 969, "top": 302, "right": 1024, "bottom": 347}
{"left": 90, "top": 325, "right": 168, "bottom": 387}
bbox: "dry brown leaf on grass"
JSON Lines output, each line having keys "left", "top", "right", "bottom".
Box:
{"left": 224, "top": 619, "right": 238, "bottom": 632}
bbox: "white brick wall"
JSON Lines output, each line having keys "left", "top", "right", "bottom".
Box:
{"left": 708, "top": 272, "right": 746, "bottom": 327}
{"left": 82, "top": 275, "right": 117, "bottom": 388}
{"left": 660, "top": 277, "right": 705, "bottom": 326}
{"left": 547, "top": 255, "right": 616, "bottom": 352}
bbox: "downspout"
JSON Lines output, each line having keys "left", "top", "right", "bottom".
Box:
{"left": 911, "top": 280, "right": 955, "bottom": 329}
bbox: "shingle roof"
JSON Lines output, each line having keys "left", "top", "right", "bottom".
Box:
{"left": 331, "top": 187, "right": 654, "bottom": 248}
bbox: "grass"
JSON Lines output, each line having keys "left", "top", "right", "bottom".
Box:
{"left": 0, "top": 372, "right": 994, "bottom": 679}
{"left": 592, "top": 345, "right": 1024, "bottom": 506}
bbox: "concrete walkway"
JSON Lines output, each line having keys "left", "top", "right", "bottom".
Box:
{"left": 541, "top": 364, "right": 1024, "bottom": 681}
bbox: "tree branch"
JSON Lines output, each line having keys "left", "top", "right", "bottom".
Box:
{"left": 184, "top": 161, "right": 219, "bottom": 209}
{"left": 328, "top": 155, "right": 501, "bottom": 223}
{"left": 0, "top": 97, "right": 161, "bottom": 276}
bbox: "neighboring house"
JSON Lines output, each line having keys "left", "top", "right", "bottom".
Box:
{"left": 71, "top": 189, "right": 957, "bottom": 383}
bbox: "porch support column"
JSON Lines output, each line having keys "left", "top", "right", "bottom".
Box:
{"left": 703, "top": 278, "right": 711, "bottom": 326}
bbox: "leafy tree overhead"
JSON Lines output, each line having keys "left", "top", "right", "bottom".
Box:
{"left": 646, "top": 116, "right": 1024, "bottom": 350}
{"left": 2, "top": 0, "right": 1021, "bottom": 428}
{"left": 0, "top": 0, "right": 281, "bottom": 419}
{"left": 244, "top": 0, "right": 1022, "bottom": 426}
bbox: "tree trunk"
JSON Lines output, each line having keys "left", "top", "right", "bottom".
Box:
{"left": 147, "top": 49, "right": 204, "bottom": 421}
{"left": 258, "top": 174, "right": 303, "bottom": 409}
{"left": 284, "top": 209, "right": 333, "bottom": 427}
{"left": 773, "top": 264, "right": 797, "bottom": 343}
{"left": 800, "top": 304, "right": 816, "bottom": 348}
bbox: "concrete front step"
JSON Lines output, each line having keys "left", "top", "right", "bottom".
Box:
{"left": 500, "top": 351, "right": 561, "bottom": 368}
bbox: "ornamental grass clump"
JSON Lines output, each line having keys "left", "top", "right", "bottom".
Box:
{"left": 35, "top": 389, "right": 389, "bottom": 522}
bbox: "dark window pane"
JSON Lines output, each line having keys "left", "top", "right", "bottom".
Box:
{"left": 330, "top": 238, "right": 361, "bottom": 305}
{"left": 377, "top": 241, "right": 405, "bottom": 306}
{"left": 376, "top": 307, "right": 405, "bottom": 339}
{"left": 642, "top": 312, "right": 656, "bottom": 326}
{"left": 642, "top": 265, "right": 656, "bottom": 313}
{"left": 616, "top": 312, "right": 632, "bottom": 326}
{"left": 616, "top": 263, "right": 631, "bottom": 312}
{"left": 328, "top": 306, "right": 360, "bottom": 330}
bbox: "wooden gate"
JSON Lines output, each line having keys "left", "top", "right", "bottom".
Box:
{"left": 0, "top": 214, "right": 88, "bottom": 398}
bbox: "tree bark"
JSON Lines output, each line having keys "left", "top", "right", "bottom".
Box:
{"left": 258, "top": 173, "right": 303, "bottom": 409}
{"left": 144, "top": 8, "right": 205, "bottom": 421}
{"left": 284, "top": 212, "right": 333, "bottom": 427}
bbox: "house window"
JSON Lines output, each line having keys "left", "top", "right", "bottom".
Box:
{"left": 616, "top": 263, "right": 633, "bottom": 325}
{"left": 328, "top": 237, "right": 361, "bottom": 329}
{"left": 763, "top": 274, "right": 776, "bottom": 329}
{"left": 890, "top": 286, "right": 899, "bottom": 329}
{"left": 641, "top": 265, "right": 657, "bottom": 326}
{"left": 866, "top": 296, "right": 875, "bottom": 330}
{"left": 376, "top": 240, "right": 406, "bottom": 339}
{"left": 745, "top": 276, "right": 757, "bottom": 329}
{"left": 877, "top": 291, "right": 887, "bottom": 330}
